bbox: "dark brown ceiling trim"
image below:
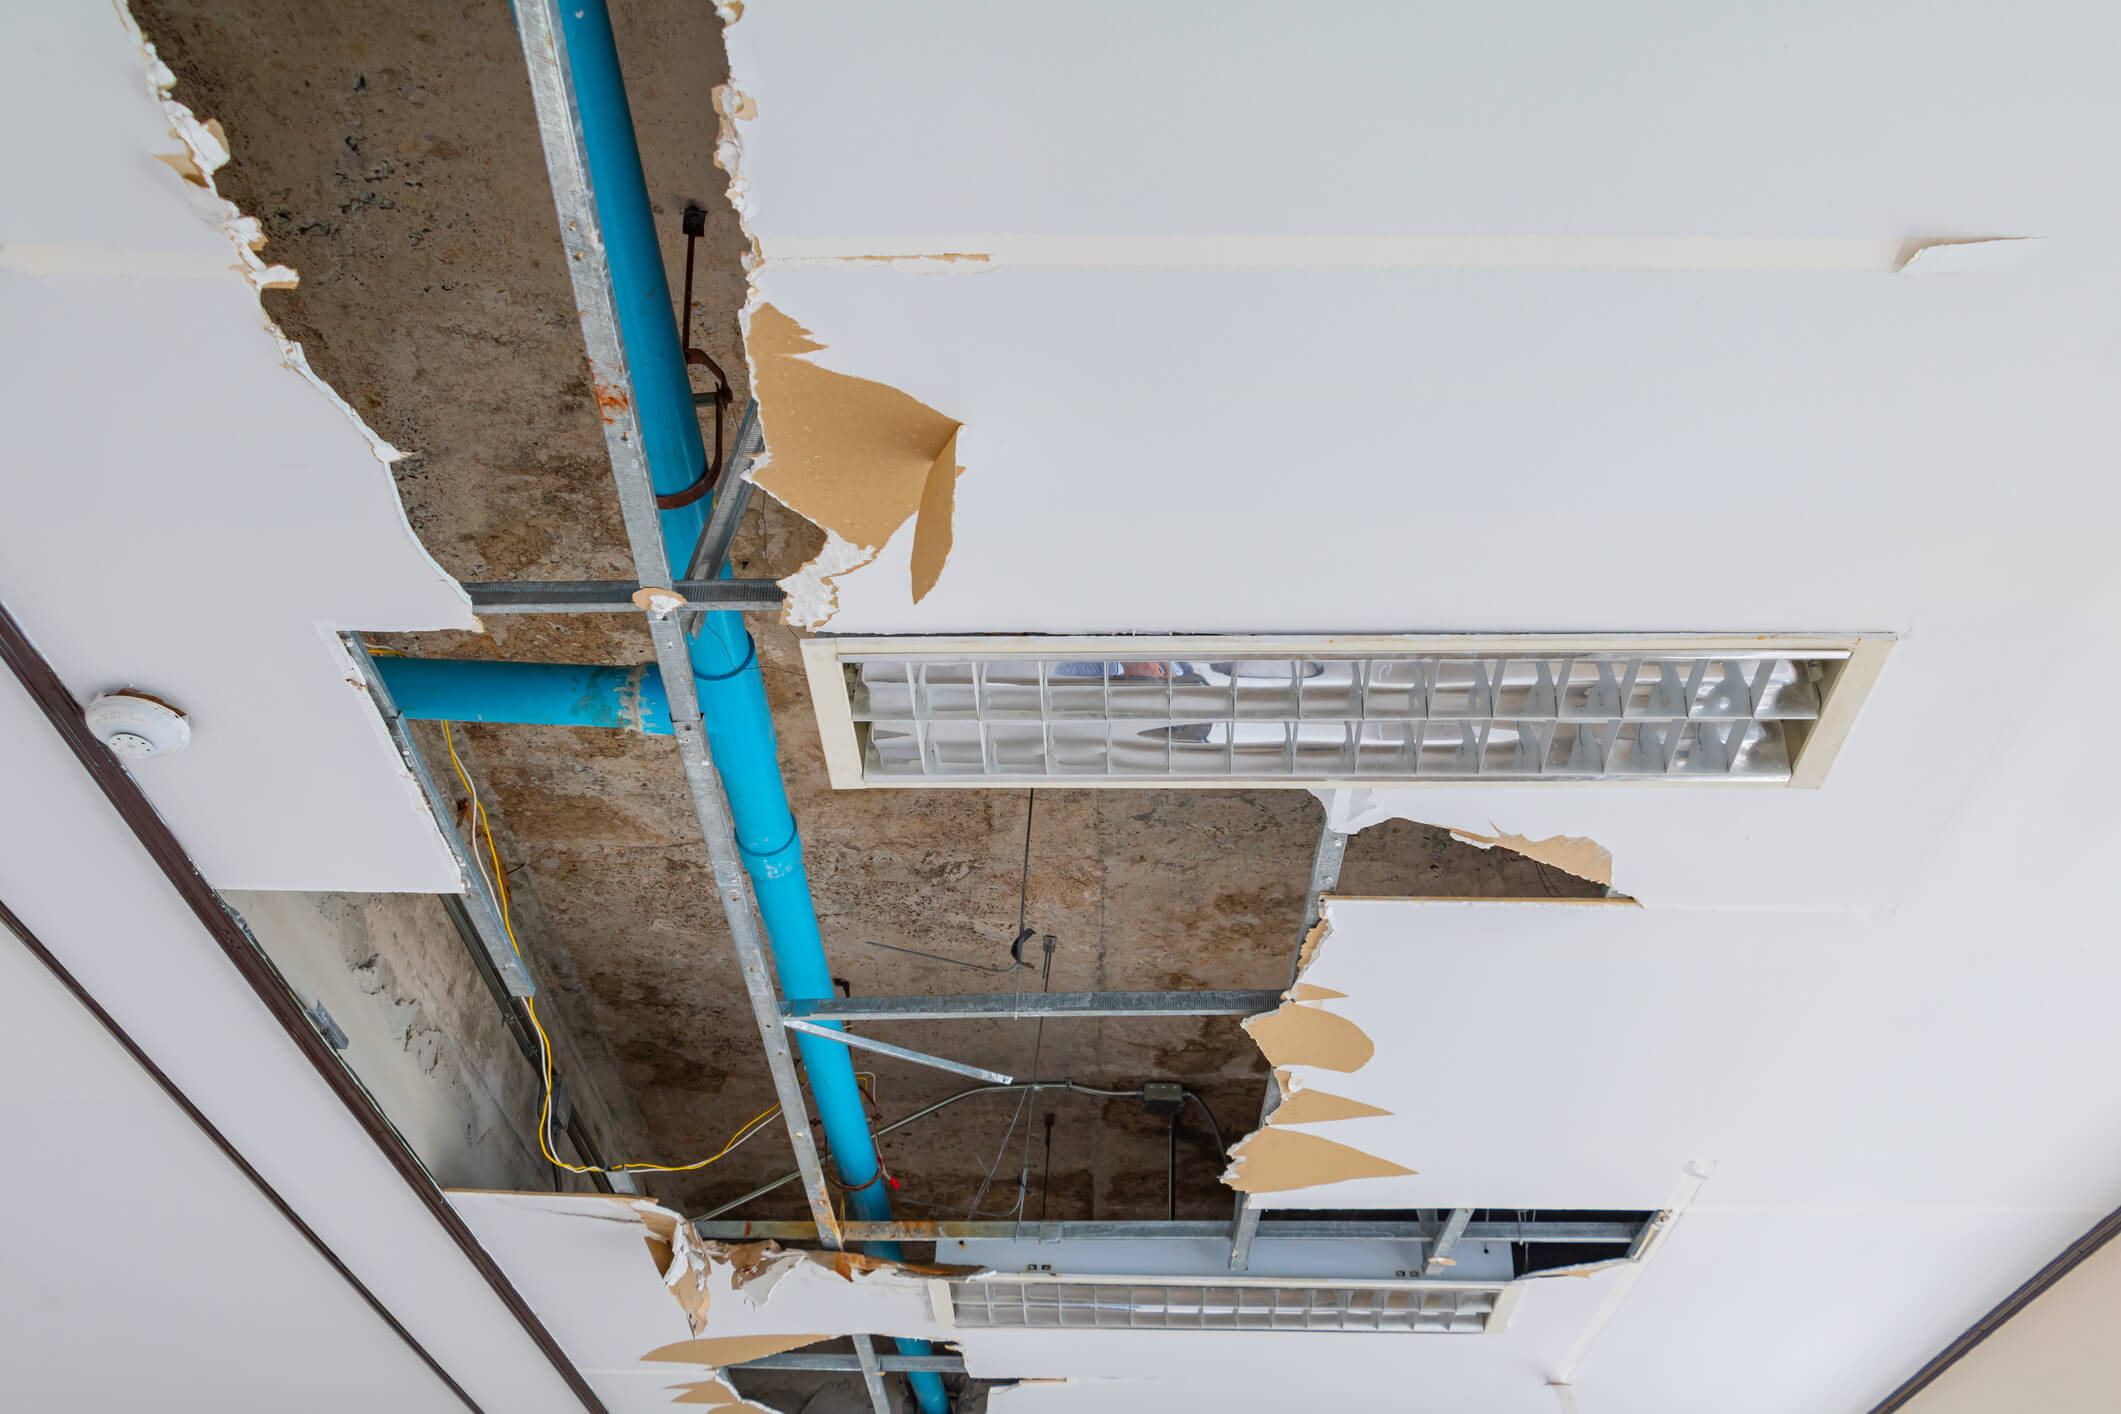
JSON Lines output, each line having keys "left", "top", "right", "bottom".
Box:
{"left": 0, "top": 601, "right": 610, "bottom": 1414}
{"left": 1867, "top": 1205, "right": 2121, "bottom": 1412}
{"left": 0, "top": 894, "right": 484, "bottom": 1412}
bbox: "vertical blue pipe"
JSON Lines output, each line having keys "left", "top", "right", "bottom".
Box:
{"left": 548, "top": 6, "right": 948, "bottom": 1409}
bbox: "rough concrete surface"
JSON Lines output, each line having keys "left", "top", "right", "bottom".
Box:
{"left": 130, "top": 0, "right": 1592, "bottom": 1225}
{"left": 227, "top": 886, "right": 634, "bottom": 1191}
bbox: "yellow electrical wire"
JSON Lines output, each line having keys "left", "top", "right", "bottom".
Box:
{"left": 443, "top": 720, "right": 780, "bottom": 1175}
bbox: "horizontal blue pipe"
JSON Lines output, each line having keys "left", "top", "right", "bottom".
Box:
{"left": 374, "top": 657, "right": 670, "bottom": 734}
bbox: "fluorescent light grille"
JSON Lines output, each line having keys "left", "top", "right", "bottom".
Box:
{"left": 948, "top": 1276, "right": 1503, "bottom": 1332}
{"left": 842, "top": 650, "right": 1849, "bottom": 784}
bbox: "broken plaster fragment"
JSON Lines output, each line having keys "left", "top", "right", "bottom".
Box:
{"left": 745, "top": 303, "right": 964, "bottom": 625}
{"left": 632, "top": 585, "right": 687, "bottom": 617}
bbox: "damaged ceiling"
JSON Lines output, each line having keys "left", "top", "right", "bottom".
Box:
{"left": 15, "top": 2, "right": 2121, "bottom": 1414}
{"left": 127, "top": 0, "right": 1588, "bottom": 1222}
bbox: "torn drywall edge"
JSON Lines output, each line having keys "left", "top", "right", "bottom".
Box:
{"left": 1265, "top": 1086, "right": 1393, "bottom": 1125}
{"left": 1520, "top": 1258, "right": 1633, "bottom": 1280}
{"left": 1296, "top": 915, "right": 1331, "bottom": 974}
{"left": 637, "top": 1202, "right": 720, "bottom": 1334}
{"left": 708, "top": 71, "right": 761, "bottom": 277}
{"left": 118, "top": 3, "right": 476, "bottom": 632}
{"left": 1446, "top": 828, "right": 1614, "bottom": 888}
{"left": 776, "top": 529, "right": 870, "bottom": 629}
{"left": 1315, "top": 790, "right": 1621, "bottom": 892}
{"left": 327, "top": 631, "right": 484, "bottom": 898}
{"left": 645, "top": 1333, "right": 835, "bottom": 1367}
{"left": 742, "top": 301, "right": 966, "bottom": 626}
{"left": 665, "top": 1379, "right": 776, "bottom": 1409}
{"left": 1241, "top": 997, "right": 1374, "bottom": 1073}
{"left": 1220, "top": 902, "right": 1413, "bottom": 1194}
{"left": 909, "top": 427, "right": 962, "bottom": 603}
{"left": 1895, "top": 236, "right": 2046, "bottom": 274}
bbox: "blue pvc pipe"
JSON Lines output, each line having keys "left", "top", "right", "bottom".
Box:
{"left": 375, "top": 657, "right": 670, "bottom": 734}
{"left": 524, "top": 6, "right": 946, "bottom": 1407}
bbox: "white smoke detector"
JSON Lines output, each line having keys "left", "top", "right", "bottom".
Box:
{"left": 84, "top": 691, "right": 191, "bottom": 760}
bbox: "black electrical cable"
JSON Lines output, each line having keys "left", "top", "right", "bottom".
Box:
{"left": 1017, "top": 790, "right": 1035, "bottom": 936}
{"left": 661, "top": 203, "right": 730, "bottom": 512}
{"left": 1183, "top": 1089, "right": 1229, "bottom": 1162}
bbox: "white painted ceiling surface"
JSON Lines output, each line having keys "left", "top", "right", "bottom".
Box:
{"left": 726, "top": 5, "right": 2121, "bottom": 931}
{"left": 722, "top": 4, "right": 2121, "bottom": 1409}
{"left": 0, "top": 4, "right": 472, "bottom": 892}
{"left": 728, "top": 2, "right": 2121, "bottom": 242}
{"left": 1241, "top": 898, "right": 2120, "bottom": 1408}
{"left": 0, "top": 670, "right": 589, "bottom": 1413}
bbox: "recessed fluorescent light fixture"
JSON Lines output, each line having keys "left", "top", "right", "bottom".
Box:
{"left": 801, "top": 635, "right": 1890, "bottom": 790}
{"left": 943, "top": 1274, "right": 1516, "bottom": 1334}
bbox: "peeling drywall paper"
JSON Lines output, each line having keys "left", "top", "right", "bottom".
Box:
{"left": 1895, "top": 236, "right": 2045, "bottom": 273}
{"left": 1446, "top": 828, "right": 1613, "bottom": 887}
{"left": 667, "top": 1378, "right": 741, "bottom": 1405}
{"left": 1224, "top": 1128, "right": 1415, "bottom": 1193}
{"left": 1266, "top": 1088, "right": 1394, "bottom": 1125}
{"left": 745, "top": 303, "right": 964, "bottom": 622}
{"left": 1287, "top": 982, "right": 1347, "bottom": 1003}
{"left": 910, "top": 427, "right": 962, "bottom": 603}
{"left": 643, "top": 1334, "right": 834, "bottom": 1367}
{"left": 1242, "top": 998, "right": 1374, "bottom": 1073}
{"left": 636, "top": 1201, "right": 717, "bottom": 1333}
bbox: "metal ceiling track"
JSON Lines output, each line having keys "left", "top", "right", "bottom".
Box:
{"left": 509, "top": 0, "right": 840, "bottom": 1252}
{"left": 464, "top": 577, "right": 781, "bottom": 615}
{"left": 788, "top": 989, "right": 1283, "bottom": 1023}
{"left": 694, "top": 1218, "right": 1648, "bottom": 1245}
{"left": 510, "top": 4, "right": 926, "bottom": 1407}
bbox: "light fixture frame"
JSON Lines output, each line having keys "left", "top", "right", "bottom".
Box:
{"left": 801, "top": 633, "right": 1892, "bottom": 792}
